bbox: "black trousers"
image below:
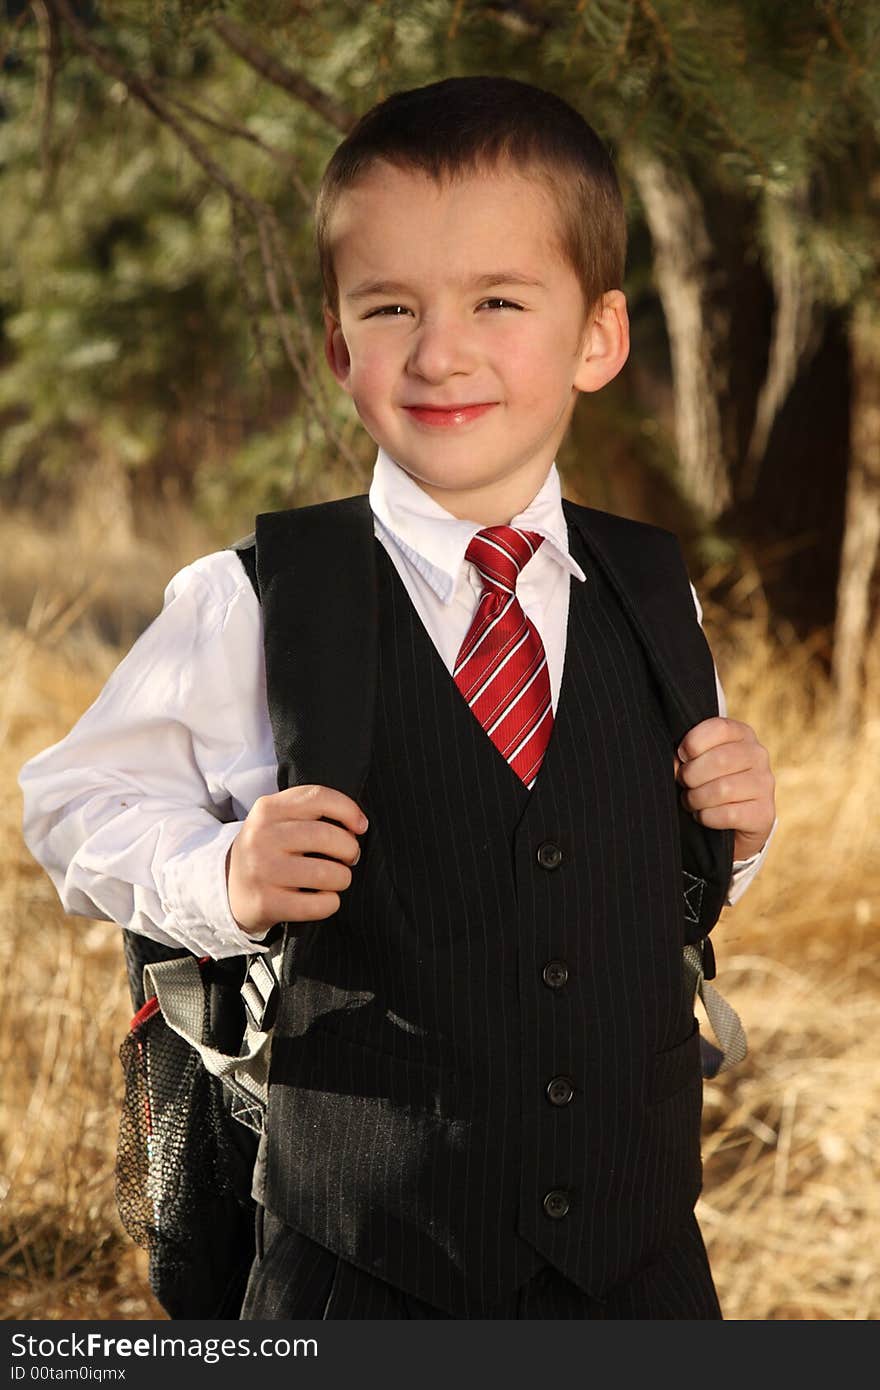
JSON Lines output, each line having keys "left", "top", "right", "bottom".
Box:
{"left": 240, "top": 1208, "right": 722, "bottom": 1320}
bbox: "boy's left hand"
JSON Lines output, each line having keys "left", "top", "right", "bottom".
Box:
{"left": 673, "top": 717, "right": 776, "bottom": 861}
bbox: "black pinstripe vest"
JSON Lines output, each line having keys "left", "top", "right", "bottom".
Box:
{"left": 249, "top": 494, "right": 732, "bottom": 1316}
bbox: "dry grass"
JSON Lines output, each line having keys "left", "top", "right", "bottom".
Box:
{"left": 1, "top": 501, "right": 877, "bottom": 1321}
{"left": 1, "top": 624, "right": 164, "bottom": 1318}
{"left": 0, "top": 488, "right": 215, "bottom": 1321}
{"left": 691, "top": 584, "right": 880, "bottom": 1320}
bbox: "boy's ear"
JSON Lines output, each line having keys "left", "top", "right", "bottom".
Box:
{"left": 323, "top": 307, "right": 352, "bottom": 392}
{"left": 573, "top": 290, "right": 630, "bottom": 394}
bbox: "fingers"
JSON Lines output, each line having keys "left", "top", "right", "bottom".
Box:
{"left": 676, "top": 736, "right": 766, "bottom": 791}
{"left": 245, "top": 886, "right": 345, "bottom": 926}
{"left": 247, "top": 786, "right": 366, "bottom": 861}
{"left": 676, "top": 716, "right": 753, "bottom": 763}
{"left": 680, "top": 798, "right": 769, "bottom": 834}
{"left": 678, "top": 768, "right": 766, "bottom": 816}
{"left": 227, "top": 836, "right": 355, "bottom": 932}
{"left": 252, "top": 841, "right": 356, "bottom": 889}
{"left": 674, "top": 717, "right": 776, "bottom": 850}
{"left": 255, "top": 810, "right": 363, "bottom": 866}
{"left": 264, "top": 784, "right": 368, "bottom": 834}
{"left": 227, "top": 784, "right": 369, "bottom": 935}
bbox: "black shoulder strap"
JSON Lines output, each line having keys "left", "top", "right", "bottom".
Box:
{"left": 249, "top": 496, "right": 376, "bottom": 803}
{"left": 563, "top": 501, "right": 715, "bottom": 735}
{"left": 563, "top": 500, "right": 734, "bottom": 944}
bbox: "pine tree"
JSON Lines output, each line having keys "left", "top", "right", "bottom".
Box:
{"left": 4, "top": 1, "right": 878, "bottom": 721}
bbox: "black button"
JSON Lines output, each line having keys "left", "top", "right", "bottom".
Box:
{"left": 546, "top": 1076, "right": 575, "bottom": 1106}
{"left": 542, "top": 960, "right": 569, "bottom": 989}
{"left": 542, "top": 1189, "right": 571, "bottom": 1219}
{"left": 536, "top": 841, "right": 563, "bottom": 870}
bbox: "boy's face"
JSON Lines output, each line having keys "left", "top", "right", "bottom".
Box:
{"left": 323, "top": 161, "right": 629, "bottom": 524}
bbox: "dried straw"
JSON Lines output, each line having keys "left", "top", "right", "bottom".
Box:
{"left": 2, "top": 514, "right": 877, "bottom": 1319}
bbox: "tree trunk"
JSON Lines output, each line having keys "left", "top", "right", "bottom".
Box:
{"left": 832, "top": 295, "right": 880, "bottom": 732}
{"left": 628, "top": 152, "right": 732, "bottom": 520}
{"left": 738, "top": 186, "right": 820, "bottom": 501}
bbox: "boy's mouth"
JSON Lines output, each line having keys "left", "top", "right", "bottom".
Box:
{"left": 403, "top": 403, "right": 497, "bottom": 427}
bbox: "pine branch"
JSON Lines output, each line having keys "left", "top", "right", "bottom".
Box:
{"left": 160, "top": 91, "right": 313, "bottom": 208}
{"left": 608, "top": 0, "right": 636, "bottom": 82}
{"left": 1, "top": 5, "right": 30, "bottom": 70}
{"left": 209, "top": 14, "right": 355, "bottom": 135}
{"left": 229, "top": 202, "right": 275, "bottom": 410}
{"left": 482, "top": 3, "right": 547, "bottom": 39}
{"left": 47, "top": 0, "right": 361, "bottom": 482}
{"left": 563, "top": 0, "right": 592, "bottom": 73}
{"left": 822, "top": 2, "right": 863, "bottom": 81}
{"left": 30, "top": 1, "right": 61, "bottom": 196}
{"left": 254, "top": 212, "right": 332, "bottom": 429}
{"left": 634, "top": 0, "right": 770, "bottom": 180}
{"left": 447, "top": 0, "right": 467, "bottom": 41}
{"left": 49, "top": 0, "right": 265, "bottom": 216}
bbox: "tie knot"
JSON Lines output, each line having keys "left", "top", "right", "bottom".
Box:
{"left": 465, "top": 526, "right": 545, "bottom": 595}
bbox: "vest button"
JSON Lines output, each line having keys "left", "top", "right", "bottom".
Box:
{"left": 546, "top": 1075, "right": 575, "bottom": 1106}
{"left": 536, "top": 841, "right": 563, "bottom": 870}
{"left": 542, "top": 1189, "right": 571, "bottom": 1219}
{"left": 542, "top": 960, "right": 569, "bottom": 989}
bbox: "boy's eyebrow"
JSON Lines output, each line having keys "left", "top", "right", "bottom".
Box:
{"left": 346, "top": 271, "right": 548, "bottom": 301}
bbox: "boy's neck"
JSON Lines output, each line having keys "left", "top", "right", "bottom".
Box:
{"left": 398, "top": 461, "right": 556, "bottom": 527}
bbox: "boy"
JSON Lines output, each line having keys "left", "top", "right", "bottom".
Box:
{"left": 20, "top": 76, "right": 776, "bottom": 1319}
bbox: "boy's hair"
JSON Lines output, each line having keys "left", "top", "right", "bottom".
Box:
{"left": 316, "top": 75, "right": 626, "bottom": 319}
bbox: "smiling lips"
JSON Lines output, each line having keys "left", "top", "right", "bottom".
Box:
{"left": 404, "top": 403, "right": 497, "bottom": 427}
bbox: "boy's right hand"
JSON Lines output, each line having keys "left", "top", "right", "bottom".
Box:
{"left": 225, "top": 784, "right": 368, "bottom": 936}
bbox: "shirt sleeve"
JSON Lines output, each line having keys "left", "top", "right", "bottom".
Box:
{"left": 688, "top": 582, "right": 777, "bottom": 907}
{"left": 18, "top": 552, "right": 273, "bottom": 959}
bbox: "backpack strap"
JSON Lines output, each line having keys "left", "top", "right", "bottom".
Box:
{"left": 563, "top": 500, "right": 734, "bottom": 941}
{"left": 683, "top": 943, "right": 748, "bottom": 1077}
{"left": 142, "top": 951, "right": 283, "bottom": 1134}
{"left": 563, "top": 502, "right": 747, "bottom": 1073}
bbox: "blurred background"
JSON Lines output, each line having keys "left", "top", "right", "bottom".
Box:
{"left": 2, "top": 0, "right": 878, "bottom": 1320}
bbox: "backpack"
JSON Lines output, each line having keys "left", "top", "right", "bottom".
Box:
{"left": 113, "top": 503, "right": 746, "bottom": 1319}
{"left": 114, "top": 536, "right": 282, "bottom": 1320}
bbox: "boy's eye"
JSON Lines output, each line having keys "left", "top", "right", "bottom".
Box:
{"left": 363, "top": 304, "right": 412, "bottom": 318}
{"left": 362, "top": 298, "right": 524, "bottom": 318}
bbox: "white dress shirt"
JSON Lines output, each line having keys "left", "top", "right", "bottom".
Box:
{"left": 19, "top": 449, "right": 775, "bottom": 959}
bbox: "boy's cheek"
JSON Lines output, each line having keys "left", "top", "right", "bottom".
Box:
{"left": 337, "top": 361, "right": 380, "bottom": 411}
{"left": 345, "top": 348, "right": 391, "bottom": 391}
{"left": 344, "top": 378, "right": 389, "bottom": 437}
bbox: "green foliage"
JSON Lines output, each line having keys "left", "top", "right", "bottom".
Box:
{"left": 1, "top": 0, "right": 878, "bottom": 521}
{"left": 194, "top": 383, "right": 373, "bottom": 525}
{"left": 1, "top": 12, "right": 333, "bottom": 507}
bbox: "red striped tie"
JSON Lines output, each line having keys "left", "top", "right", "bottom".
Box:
{"left": 454, "top": 526, "right": 553, "bottom": 790}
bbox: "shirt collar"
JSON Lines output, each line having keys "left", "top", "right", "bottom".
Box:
{"left": 368, "top": 446, "right": 587, "bottom": 605}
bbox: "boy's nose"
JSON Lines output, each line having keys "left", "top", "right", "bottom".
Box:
{"left": 407, "top": 318, "right": 476, "bottom": 382}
